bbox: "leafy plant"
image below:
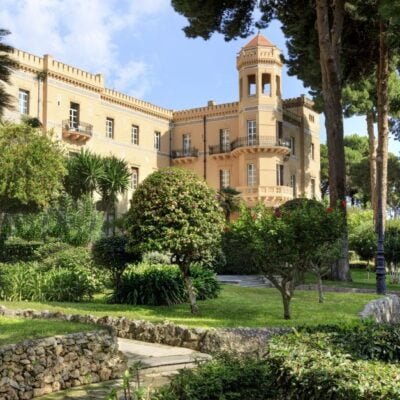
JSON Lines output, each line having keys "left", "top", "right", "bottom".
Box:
{"left": 110, "top": 262, "right": 220, "bottom": 306}
{"left": 92, "top": 235, "right": 140, "bottom": 289}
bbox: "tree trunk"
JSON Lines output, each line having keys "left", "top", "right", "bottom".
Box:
{"left": 375, "top": 19, "right": 389, "bottom": 295}
{"left": 315, "top": 0, "right": 350, "bottom": 282}
{"left": 281, "top": 291, "right": 291, "bottom": 320}
{"left": 316, "top": 272, "right": 324, "bottom": 303}
{"left": 367, "top": 111, "right": 377, "bottom": 221}
{"left": 181, "top": 268, "right": 199, "bottom": 314}
{"left": 0, "top": 212, "right": 7, "bottom": 246}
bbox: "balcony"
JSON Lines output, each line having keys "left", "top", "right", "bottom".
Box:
{"left": 236, "top": 185, "right": 294, "bottom": 206}
{"left": 171, "top": 148, "right": 199, "bottom": 165}
{"left": 230, "top": 136, "right": 291, "bottom": 156}
{"left": 209, "top": 143, "right": 231, "bottom": 160}
{"left": 62, "top": 120, "right": 93, "bottom": 142}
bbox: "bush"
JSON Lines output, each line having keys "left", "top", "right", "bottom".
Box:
{"left": 92, "top": 235, "right": 140, "bottom": 287}
{"left": 0, "top": 254, "right": 100, "bottom": 302}
{"left": 0, "top": 262, "right": 45, "bottom": 301}
{"left": 0, "top": 239, "right": 42, "bottom": 262}
{"left": 349, "top": 222, "right": 376, "bottom": 262}
{"left": 219, "top": 228, "right": 259, "bottom": 274}
{"left": 267, "top": 324, "right": 400, "bottom": 399}
{"left": 153, "top": 354, "right": 274, "bottom": 400}
{"left": 110, "top": 263, "right": 220, "bottom": 305}
{"left": 142, "top": 251, "right": 171, "bottom": 265}
{"left": 33, "top": 242, "right": 73, "bottom": 260}
{"left": 40, "top": 266, "right": 98, "bottom": 302}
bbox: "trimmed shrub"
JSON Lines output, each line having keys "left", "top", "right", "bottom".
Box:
{"left": 0, "top": 239, "right": 42, "bottom": 262}
{"left": 110, "top": 263, "right": 220, "bottom": 305}
{"left": 33, "top": 241, "right": 73, "bottom": 260}
{"left": 349, "top": 222, "right": 376, "bottom": 262}
{"left": 92, "top": 235, "right": 140, "bottom": 288}
{"left": 153, "top": 354, "right": 274, "bottom": 400}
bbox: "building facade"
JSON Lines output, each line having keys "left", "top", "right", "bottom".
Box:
{"left": 5, "top": 33, "right": 320, "bottom": 213}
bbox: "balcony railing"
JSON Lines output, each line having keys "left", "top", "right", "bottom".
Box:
{"left": 231, "top": 136, "right": 291, "bottom": 151}
{"left": 236, "top": 185, "right": 294, "bottom": 200}
{"left": 62, "top": 120, "right": 93, "bottom": 140}
{"left": 171, "top": 147, "right": 199, "bottom": 159}
{"left": 209, "top": 143, "right": 231, "bottom": 155}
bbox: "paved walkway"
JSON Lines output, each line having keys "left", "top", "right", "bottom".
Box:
{"left": 38, "top": 339, "right": 211, "bottom": 400}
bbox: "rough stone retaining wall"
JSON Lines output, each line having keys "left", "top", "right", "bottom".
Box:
{"left": 0, "top": 329, "right": 125, "bottom": 400}
{"left": 359, "top": 294, "right": 400, "bottom": 323}
{"left": 0, "top": 306, "right": 287, "bottom": 357}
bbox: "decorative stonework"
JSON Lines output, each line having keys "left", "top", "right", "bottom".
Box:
{"left": 0, "top": 329, "right": 125, "bottom": 400}
{"left": 359, "top": 295, "right": 400, "bottom": 323}
{"left": 0, "top": 306, "right": 286, "bottom": 357}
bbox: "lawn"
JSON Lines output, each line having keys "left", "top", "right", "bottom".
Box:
{"left": 0, "top": 285, "right": 379, "bottom": 328}
{"left": 0, "top": 316, "right": 97, "bottom": 346}
{"left": 304, "top": 268, "right": 400, "bottom": 292}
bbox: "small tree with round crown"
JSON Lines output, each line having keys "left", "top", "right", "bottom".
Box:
{"left": 124, "top": 168, "right": 225, "bottom": 314}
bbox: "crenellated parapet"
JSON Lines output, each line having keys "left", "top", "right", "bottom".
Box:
{"left": 173, "top": 101, "right": 239, "bottom": 122}
{"left": 283, "top": 95, "right": 316, "bottom": 112}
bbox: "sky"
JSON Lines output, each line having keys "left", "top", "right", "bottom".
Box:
{"left": 1, "top": 0, "right": 398, "bottom": 154}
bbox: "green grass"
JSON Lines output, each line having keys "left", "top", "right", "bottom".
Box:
{"left": 304, "top": 268, "right": 400, "bottom": 291}
{"left": 0, "top": 285, "right": 379, "bottom": 328}
{"left": 0, "top": 316, "right": 97, "bottom": 346}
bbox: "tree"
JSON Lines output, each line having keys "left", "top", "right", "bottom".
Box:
{"left": 124, "top": 168, "right": 225, "bottom": 314}
{"left": 320, "top": 144, "right": 329, "bottom": 199}
{"left": 64, "top": 149, "right": 104, "bottom": 200}
{"left": 217, "top": 187, "right": 241, "bottom": 222}
{"left": 172, "top": 0, "right": 351, "bottom": 281}
{"left": 0, "top": 29, "right": 18, "bottom": 116}
{"left": 98, "top": 156, "right": 130, "bottom": 235}
{"left": 0, "top": 122, "right": 66, "bottom": 238}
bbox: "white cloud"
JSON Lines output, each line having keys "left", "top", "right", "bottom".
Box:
{"left": 0, "top": 0, "right": 169, "bottom": 97}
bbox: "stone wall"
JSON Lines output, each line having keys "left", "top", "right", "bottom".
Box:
{"left": 0, "top": 306, "right": 286, "bottom": 357}
{"left": 0, "top": 329, "right": 126, "bottom": 399}
{"left": 359, "top": 294, "right": 400, "bottom": 323}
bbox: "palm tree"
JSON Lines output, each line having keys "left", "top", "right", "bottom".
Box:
{"left": 0, "top": 29, "right": 18, "bottom": 116}
{"left": 218, "top": 187, "right": 241, "bottom": 221}
{"left": 98, "top": 156, "right": 130, "bottom": 235}
{"left": 64, "top": 149, "right": 104, "bottom": 200}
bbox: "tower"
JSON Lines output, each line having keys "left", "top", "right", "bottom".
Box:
{"left": 235, "top": 33, "right": 291, "bottom": 206}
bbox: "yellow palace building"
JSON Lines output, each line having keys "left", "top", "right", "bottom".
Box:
{"left": 5, "top": 33, "right": 320, "bottom": 214}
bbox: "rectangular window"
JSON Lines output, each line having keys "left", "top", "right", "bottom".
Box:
{"left": 154, "top": 131, "right": 161, "bottom": 151}
{"left": 290, "top": 136, "right": 295, "bottom": 155}
{"left": 276, "top": 75, "right": 281, "bottom": 96}
{"left": 248, "top": 74, "right": 256, "bottom": 96}
{"left": 309, "top": 114, "right": 315, "bottom": 123}
{"left": 276, "top": 164, "right": 284, "bottom": 186}
{"left": 131, "top": 167, "right": 139, "bottom": 190}
{"left": 106, "top": 118, "right": 114, "bottom": 139}
{"left": 290, "top": 174, "right": 297, "bottom": 198}
{"left": 220, "top": 169, "right": 230, "bottom": 189}
{"left": 183, "top": 133, "right": 191, "bottom": 155}
{"left": 69, "top": 102, "right": 80, "bottom": 129}
{"left": 247, "top": 120, "right": 257, "bottom": 145}
{"left": 277, "top": 121, "right": 283, "bottom": 141}
{"left": 239, "top": 78, "right": 243, "bottom": 99}
{"left": 131, "top": 125, "right": 139, "bottom": 145}
{"left": 247, "top": 164, "right": 256, "bottom": 186}
{"left": 311, "top": 143, "right": 315, "bottom": 160}
{"left": 311, "top": 178, "right": 316, "bottom": 199}
{"left": 18, "top": 89, "right": 29, "bottom": 115}
{"left": 220, "top": 128, "right": 230, "bottom": 152}
{"left": 262, "top": 73, "right": 271, "bottom": 95}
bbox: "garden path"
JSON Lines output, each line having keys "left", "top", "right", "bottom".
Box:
{"left": 37, "top": 338, "right": 211, "bottom": 400}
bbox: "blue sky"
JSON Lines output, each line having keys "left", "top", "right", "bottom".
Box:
{"left": 1, "top": 0, "right": 398, "bottom": 153}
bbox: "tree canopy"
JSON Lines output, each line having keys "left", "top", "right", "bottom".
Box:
{"left": 124, "top": 167, "right": 225, "bottom": 313}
